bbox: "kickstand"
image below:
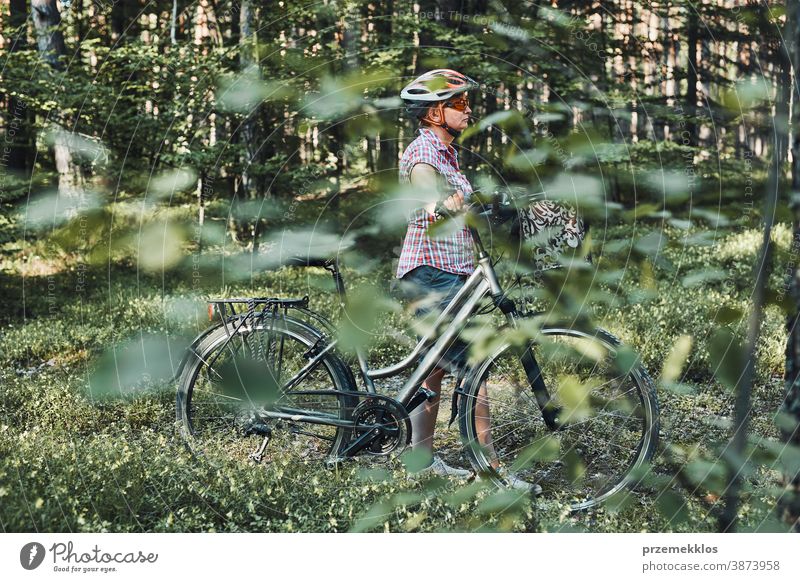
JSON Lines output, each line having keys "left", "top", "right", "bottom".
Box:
{"left": 248, "top": 434, "right": 271, "bottom": 464}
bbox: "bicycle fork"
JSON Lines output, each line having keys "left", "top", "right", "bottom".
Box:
{"left": 493, "top": 282, "right": 562, "bottom": 432}
{"left": 519, "top": 345, "right": 561, "bottom": 431}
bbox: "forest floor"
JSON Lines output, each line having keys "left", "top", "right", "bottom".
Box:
{"left": 0, "top": 215, "right": 794, "bottom": 532}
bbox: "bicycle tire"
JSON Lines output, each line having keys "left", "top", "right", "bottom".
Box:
{"left": 176, "top": 315, "right": 358, "bottom": 464}
{"left": 459, "top": 324, "right": 659, "bottom": 511}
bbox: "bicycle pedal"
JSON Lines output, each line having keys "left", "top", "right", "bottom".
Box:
{"left": 406, "top": 386, "right": 438, "bottom": 413}
{"left": 324, "top": 456, "right": 350, "bottom": 470}
{"left": 420, "top": 387, "right": 437, "bottom": 401}
{"left": 248, "top": 434, "right": 272, "bottom": 464}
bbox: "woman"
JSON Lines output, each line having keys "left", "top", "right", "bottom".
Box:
{"left": 396, "top": 69, "right": 538, "bottom": 492}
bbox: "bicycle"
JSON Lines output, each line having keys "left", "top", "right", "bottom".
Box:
{"left": 175, "top": 197, "right": 660, "bottom": 511}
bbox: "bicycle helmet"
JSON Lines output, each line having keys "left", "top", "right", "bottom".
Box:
{"left": 401, "top": 69, "right": 479, "bottom": 137}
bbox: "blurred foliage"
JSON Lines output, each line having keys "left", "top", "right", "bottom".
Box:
{"left": 0, "top": 0, "right": 794, "bottom": 532}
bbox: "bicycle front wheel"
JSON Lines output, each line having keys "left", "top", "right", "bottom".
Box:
{"left": 459, "top": 325, "right": 659, "bottom": 511}
{"left": 177, "top": 315, "right": 358, "bottom": 465}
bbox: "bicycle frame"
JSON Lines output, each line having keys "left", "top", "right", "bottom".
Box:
{"left": 258, "top": 214, "right": 538, "bottom": 420}
{"left": 368, "top": 255, "right": 506, "bottom": 407}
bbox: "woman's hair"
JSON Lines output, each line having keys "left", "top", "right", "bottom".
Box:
{"left": 418, "top": 102, "right": 443, "bottom": 127}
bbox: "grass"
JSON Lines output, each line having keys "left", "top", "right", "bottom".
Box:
{"left": 0, "top": 213, "right": 794, "bottom": 532}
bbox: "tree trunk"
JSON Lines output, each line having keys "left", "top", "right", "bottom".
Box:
{"left": 6, "top": 0, "right": 33, "bottom": 177}
{"left": 719, "top": 0, "right": 790, "bottom": 534}
{"left": 237, "top": 0, "right": 263, "bottom": 250}
{"left": 780, "top": 0, "right": 800, "bottom": 532}
{"left": 684, "top": 4, "right": 698, "bottom": 146}
{"left": 110, "top": 0, "right": 138, "bottom": 41}
{"left": 376, "top": 0, "right": 397, "bottom": 174}
{"left": 31, "top": 0, "right": 67, "bottom": 69}
{"left": 239, "top": 0, "right": 256, "bottom": 201}
{"left": 171, "top": 0, "right": 179, "bottom": 44}
{"left": 599, "top": 6, "right": 620, "bottom": 202}
{"left": 31, "top": 0, "right": 84, "bottom": 199}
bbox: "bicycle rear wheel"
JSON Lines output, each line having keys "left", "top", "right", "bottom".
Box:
{"left": 177, "top": 315, "right": 358, "bottom": 464}
{"left": 459, "top": 324, "right": 659, "bottom": 511}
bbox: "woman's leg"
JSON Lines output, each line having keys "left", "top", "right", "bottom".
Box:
{"left": 409, "top": 367, "right": 445, "bottom": 464}
{"left": 474, "top": 379, "right": 499, "bottom": 469}
{"left": 403, "top": 266, "right": 470, "bottom": 469}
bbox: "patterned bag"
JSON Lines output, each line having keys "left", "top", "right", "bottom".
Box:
{"left": 517, "top": 199, "right": 586, "bottom": 273}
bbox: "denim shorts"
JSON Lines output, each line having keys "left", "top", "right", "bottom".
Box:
{"left": 399, "top": 265, "right": 470, "bottom": 371}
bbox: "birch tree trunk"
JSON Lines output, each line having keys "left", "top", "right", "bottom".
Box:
{"left": 31, "top": 0, "right": 84, "bottom": 199}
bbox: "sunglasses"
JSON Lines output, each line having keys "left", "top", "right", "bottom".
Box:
{"left": 444, "top": 97, "right": 470, "bottom": 111}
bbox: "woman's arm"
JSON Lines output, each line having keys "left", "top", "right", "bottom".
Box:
{"left": 410, "top": 162, "right": 464, "bottom": 214}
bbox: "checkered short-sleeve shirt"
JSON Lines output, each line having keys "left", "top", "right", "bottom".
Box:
{"left": 396, "top": 127, "right": 475, "bottom": 279}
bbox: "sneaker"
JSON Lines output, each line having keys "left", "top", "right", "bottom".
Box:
{"left": 485, "top": 466, "right": 543, "bottom": 495}
{"left": 411, "top": 456, "right": 472, "bottom": 480}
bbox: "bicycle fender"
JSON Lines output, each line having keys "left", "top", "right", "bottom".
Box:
{"left": 172, "top": 323, "right": 226, "bottom": 383}
{"left": 171, "top": 313, "right": 330, "bottom": 383}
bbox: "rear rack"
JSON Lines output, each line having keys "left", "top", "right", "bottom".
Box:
{"left": 207, "top": 296, "right": 310, "bottom": 341}
{"left": 208, "top": 296, "right": 309, "bottom": 315}
{"left": 199, "top": 296, "right": 313, "bottom": 374}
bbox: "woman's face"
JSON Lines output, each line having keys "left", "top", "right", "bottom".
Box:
{"left": 443, "top": 95, "right": 472, "bottom": 132}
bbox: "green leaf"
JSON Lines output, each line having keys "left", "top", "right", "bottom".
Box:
{"left": 135, "top": 221, "right": 188, "bottom": 272}
{"left": 475, "top": 489, "right": 528, "bottom": 515}
{"left": 401, "top": 448, "right": 433, "bottom": 473}
{"left": 22, "top": 189, "right": 102, "bottom": 230}
{"left": 88, "top": 333, "right": 189, "bottom": 400}
{"left": 661, "top": 334, "right": 693, "bottom": 384}
{"left": 351, "top": 501, "right": 392, "bottom": 532}
{"left": 644, "top": 170, "right": 691, "bottom": 204}
{"left": 148, "top": 168, "right": 197, "bottom": 199}
{"left": 634, "top": 231, "right": 667, "bottom": 257}
{"left": 681, "top": 269, "right": 728, "bottom": 288}
{"left": 720, "top": 79, "right": 771, "bottom": 111}
{"left": 757, "top": 439, "right": 800, "bottom": 475}
{"left": 711, "top": 306, "right": 744, "bottom": 325}
{"left": 708, "top": 327, "right": 747, "bottom": 392}
{"left": 659, "top": 382, "right": 697, "bottom": 395}
{"left": 510, "top": 436, "right": 561, "bottom": 471}
{"left": 683, "top": 231, "right": 718, "bottom": 246}
{"left": 217, "top": 67, "right": 294, "bottom": 113}
{"left": 693, "top": 209, "right": 730, "bottom": 227}
{"left": 655, "top": 490, "right": 691, "bottom": 525}
{"left": 479, "top": 110, "right": 524, "bottom": 131}
{"left": 214, "top": 355, "right": 282, "bottom": 408}
{"left": 605, "top": 490, "right": 635, "bottom": 514}
{"left": 357, "top": 468, "right": 392, "bottom": 483}
{"left": 612, "top": 345, "right": 640, "bottom": 376}
{"left": 444, "top": 480, "right": 489, "bottom": 508}
{"left": 684, "top": 459, "right": 727, "bottom": 493}
{"left": 507, "top": 148, "right": 548, "bottom": 173}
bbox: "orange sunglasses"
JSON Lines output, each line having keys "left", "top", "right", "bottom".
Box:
{"left": 444, "top": 96, "right": 470, "bottom": 111}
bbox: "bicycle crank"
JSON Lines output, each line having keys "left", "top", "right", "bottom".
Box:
{"left": 341, "top": 396, "right": 411, "bottom": 458}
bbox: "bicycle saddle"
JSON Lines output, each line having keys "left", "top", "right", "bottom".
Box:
{"left": 282, "top": 256, "right": 336, "bottom": 268}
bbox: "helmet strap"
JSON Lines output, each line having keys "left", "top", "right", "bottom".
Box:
{"left": 442, "top": 122, "right": 462, "bottom": 138}
{"left": 421, "top": 102, "right": 462, "bottom": 138}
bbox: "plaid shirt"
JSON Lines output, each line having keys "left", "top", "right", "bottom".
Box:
{"left": 396, "top": 127, "right": 475, "bottom": 278}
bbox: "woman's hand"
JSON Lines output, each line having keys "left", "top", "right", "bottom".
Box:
{"left": 443, "top": 190, "right": 465, "bottom": 212}
{"left": 409, "top": 163, "right": 464, "bottom": 215}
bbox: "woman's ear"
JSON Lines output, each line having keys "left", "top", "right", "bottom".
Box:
{"left": 424, "top": 103, "right": 443, "bottom": 124}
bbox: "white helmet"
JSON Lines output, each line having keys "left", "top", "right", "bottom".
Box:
{"left": 401, "top": 69, "right": 479, "bottom": 137}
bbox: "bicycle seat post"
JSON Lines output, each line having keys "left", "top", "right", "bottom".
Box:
{"left": 325, "top": 259, "right": 377, "bottom": 394}
{"left": 324, "top": 259, "right": 347, "bottom": 303}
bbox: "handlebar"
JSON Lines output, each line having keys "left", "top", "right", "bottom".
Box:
{"left": 433, "top": 189, "right": 532, "bottom": 224}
